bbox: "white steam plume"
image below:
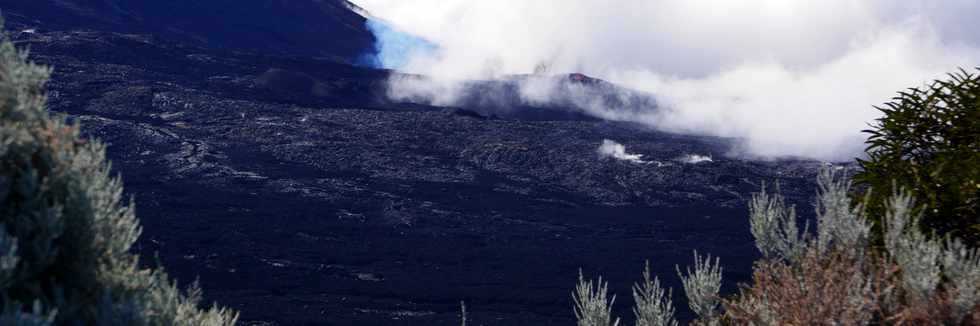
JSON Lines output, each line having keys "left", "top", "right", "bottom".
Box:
{"left": 679, "top": 154, "right": 713, "bottom": 164}
{"left": 598, "top": 140, "right": 647, "bottom": 164}
{"left": 352, "top": 0, "right": 980, "bottom": 161}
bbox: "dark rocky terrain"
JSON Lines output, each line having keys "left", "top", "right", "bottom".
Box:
{"left": 3, "top": 2, "right": 849, "bottom": 325}
{"left": 2, "top": 0, "right": 375, "bottom": 61}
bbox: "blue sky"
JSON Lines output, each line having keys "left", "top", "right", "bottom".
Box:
{"left": 360, "top": 20, "right": 436, "bottom": 69}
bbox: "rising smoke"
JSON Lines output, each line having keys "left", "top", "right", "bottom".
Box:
{"left": 598, "top": 139, "right": 647, "bottom": 164}
{"left": 352, "top": 0, "right": 980, "bottom": 161}
{"left": 679, "top": 154, "right": 713, "bottom": 164}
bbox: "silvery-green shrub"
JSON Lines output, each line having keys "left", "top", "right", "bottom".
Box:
{"left": 676, "top": 251, "right": 722, "bottom": 325}
{"left": 574, "top": 272, "right": 620, "bottom": 326}
{"left": 633, "top": 261, "right": 677, "bottom": 326}
{"left": 0, "top": 20, "right": 236, "bottom": 325}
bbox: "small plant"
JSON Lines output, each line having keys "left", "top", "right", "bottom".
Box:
{"left": 749, "top": 184, "right": 806, "bottom": 261}
{"left": 574, "top": 271, "right": 620, "bottom": 326}
{"left": 813, "top": 168, "right": 871, "bottom": 255}
{"left": 633, "top": 261, "right": 677, "bottom": 326}
{"left": 676, "top": 252, "right": 722, "bottom": 325}
{"left": 460, "top": 301, "right": 467, "bottom": 326}
{"left": 883, "top": 191, "right": 943, "bottom": 300}
{"left": 941, "top": 238, "right": 980, "bottom": 323}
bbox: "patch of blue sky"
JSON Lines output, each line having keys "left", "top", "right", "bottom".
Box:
{"left": 358, "top": 19, "right": 437, "bottom": 69}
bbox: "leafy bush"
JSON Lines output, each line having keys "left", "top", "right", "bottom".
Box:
{"left": 724, "top": 245, "right": 880, "bottom": 325}
{"left": 727, "top": 173, "right": 980, "bottom": 325}
{"left": 572, "top": 169, "right": 980, "bottom": 325}
{"left": 855, "top": 68, "right": 980, "bottom": 246}
{"left": 0, "top": 21, "right": 237, "bottom": 325}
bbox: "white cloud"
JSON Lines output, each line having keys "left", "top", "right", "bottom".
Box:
{"left": 352, "top": 0, "right": 980, "bottom": 160}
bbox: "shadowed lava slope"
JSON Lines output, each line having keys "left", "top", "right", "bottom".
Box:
{"left": 1, "top": 0, "right": 374, "bottom": 61}
{"left": 14, "top": 27, "right": 842, "bottom": 325}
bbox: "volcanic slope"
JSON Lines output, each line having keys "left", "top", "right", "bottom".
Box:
{"left": 1, "top": 0, "right": 375, "bottom": 61}
{"left": 6, "top": 5, "right": 840, "bottom": 326}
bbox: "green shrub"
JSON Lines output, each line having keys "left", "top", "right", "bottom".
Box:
{"left": 0, "top": 20, "right": 237, "bottom": 325}
{"left": 855, "top": 68, "right": 980, "bottom": 246}
{"left": 572, "top": 169, "right": 980, "bottom": 325}
{"left": 725, "top": 171, "right": 980, "bottom": 325}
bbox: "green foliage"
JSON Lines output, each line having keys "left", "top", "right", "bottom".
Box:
{"left": 731, "top": 171, "right": 980, "bottom": 325}
{"left": 855, "top": 68, "right": 980, "bottom": 246}
{"left": 0, "top": 20, "right": 236, "bottom": 325}
{"left": 574, "top": 168, "right": 980, "bottom": 325}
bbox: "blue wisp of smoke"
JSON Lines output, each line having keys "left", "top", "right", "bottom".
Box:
{"left": 358, "top": 19, "right": 437, "bottom": 69}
